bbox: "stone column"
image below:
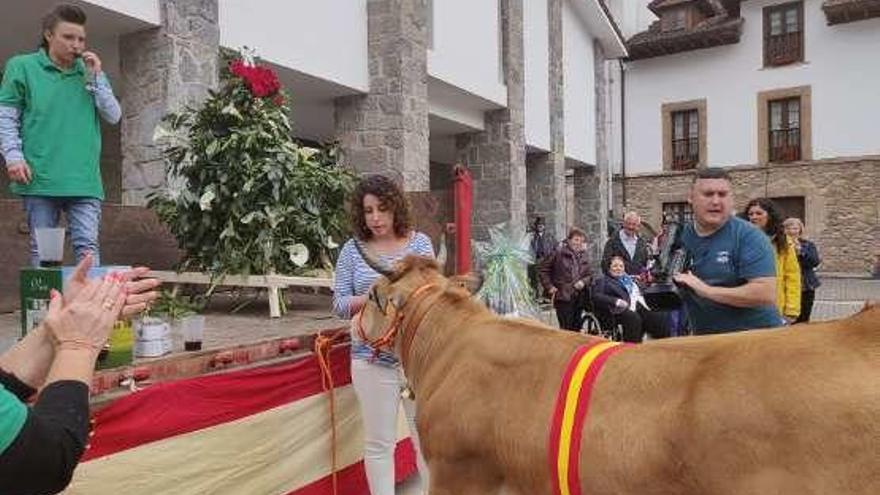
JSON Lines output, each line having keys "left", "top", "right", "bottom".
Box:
{"left": 119, "top": 0, "right": 219, "bottom": 206}
{"left": 592, "top": 39, "right": 611, "bottom": 254}
{"left": 525, "top": 0, "right": 566, "bottom": 241}
{"left": 455, "top": 0, "right": 527, "bottom": 242}
{"left": 334, "top": 0, "right": 430, "bottom": 192}
{"left": 573, "top": 166, "right": 604, "bottom": 265}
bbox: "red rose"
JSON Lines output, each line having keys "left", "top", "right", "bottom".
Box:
{"left": 228, "top": 60, "right": 281, "bottom": 98}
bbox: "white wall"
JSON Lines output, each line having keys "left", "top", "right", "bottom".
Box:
{"left": 428, "top": 0, "right": 507, "bottom": 106}
{"left": 563, "top": 0, "right": 597, "bottom": 165}
{"left": 625, "top": 0, "right": 880, "bottom": 174}
{"left": 86, "top": 0, "right": 160, "bottom": 25}
{"left": 524, "top": 0, "right": 551, "bottom": 151}
{"left": 218, "top": 0, "right": 368, "bottom": 92}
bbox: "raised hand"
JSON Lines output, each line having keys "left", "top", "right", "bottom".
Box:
{"left": 45, "top": 277, "right": 125, "bottom": 352}
{"left": 64, "top": 254, "right": 161, "bottom": 318}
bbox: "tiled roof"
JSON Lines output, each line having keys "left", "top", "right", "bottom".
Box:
{"left": 627, "top": 13, "right": 743, "bottom": 60}
{"left": 822, "top": 0, "right": 880, "bottom": 25}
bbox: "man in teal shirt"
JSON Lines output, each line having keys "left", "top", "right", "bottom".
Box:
{"left": 0, "top": 4, "right": 121, "bottom": 266}
{"left": 673, "top": 168, "right": 782, "bottom": 333}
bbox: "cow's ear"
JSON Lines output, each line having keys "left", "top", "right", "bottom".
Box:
{"left": 449, "top": 274, "right": 481, "bottom": 295}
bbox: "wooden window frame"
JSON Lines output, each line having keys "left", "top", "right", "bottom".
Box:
{"left": 757, "top": 86, "right": 811, "bottom": 165}
{"left": 768, "top": 97, "right": 801, "bottom": 163}
{"left": 764, "top": 1, "right": 805, "bottom": 67}
{"left": 662, "top": 99, "right": 707, "bottom": 171}
{"left": 670, "top": 109, "right": 700, "bottom": 170}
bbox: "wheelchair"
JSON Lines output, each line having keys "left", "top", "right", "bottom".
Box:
{"left": 578, "top": 290, "right": 624, "bottom": 342}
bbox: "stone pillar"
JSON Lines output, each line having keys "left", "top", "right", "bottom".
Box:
{"left": 455, "top": 0, "right": 527, "bottom": 242}
{"left": 334, "top": 0, "right": 430, "bottom": 192}
{"left": 119, "top": 0, "right": 219, "bottom": 206}
{"left": 573, "top": 166, "right": 603, "bottom": 265}
{"left": 525, "top": 0, "right": 566, "bottom": 241}
{"left": 592, "top": 39, "right": 611, "bottom": 254}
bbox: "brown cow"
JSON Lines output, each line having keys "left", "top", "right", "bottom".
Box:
{"left": 355, "top": 251, "right": 880, "bottom": 495}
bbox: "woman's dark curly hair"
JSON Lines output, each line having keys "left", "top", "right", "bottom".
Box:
{"left": 741, "top": 198, "right": 787, "bottom": 253}
{"left": 349, "top": 174, "right": 412, "bottom": 240}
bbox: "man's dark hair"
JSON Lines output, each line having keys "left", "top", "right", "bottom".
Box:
{"left": 40, "top": 4, "right": 87, "bottom": 49}
{"left": 692, "top": 167, "right": 731, "bottom": 183}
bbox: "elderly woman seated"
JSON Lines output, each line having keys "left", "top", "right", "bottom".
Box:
{"left": 591, "top": 255, "right": 669, "bottom": 343}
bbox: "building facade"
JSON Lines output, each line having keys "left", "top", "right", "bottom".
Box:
{"left": 614, "top": 0, "right": 880, "bottom": 273}
{"left": 0, "top": 0, "right": 626, "bottom": 310}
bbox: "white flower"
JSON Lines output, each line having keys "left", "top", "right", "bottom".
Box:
{"left": 152, "top": 124, "right": 173, "bottom": 144}
{"left": 165, "top": 173, "right": 187, "bottom": 202}
{"left": 287, "top": 243, "right": 309, "bottom": 267}
{"left": 199, "top": 188, "right": 216, "bottom": 211}
{"left": 325, "top": 236, "right": 339, "bottom": 249}
{"left": 298, "top": 147, "right": 319, "bottom": 160}
{"left": 221, "top": 102, "right": 242, "bottom": 120}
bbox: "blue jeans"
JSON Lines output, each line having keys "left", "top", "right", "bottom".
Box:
{"left": 23, "top": 196, "right": 102, "bottom": 267}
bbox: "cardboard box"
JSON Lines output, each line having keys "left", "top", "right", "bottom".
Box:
{"left": 19, "top": 267, "right": 63, "bottom": 338}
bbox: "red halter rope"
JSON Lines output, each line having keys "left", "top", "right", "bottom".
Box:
{"left": 356, "top": 282, "right": 441, "bottom": 364}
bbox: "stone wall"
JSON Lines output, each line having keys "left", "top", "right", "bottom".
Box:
{"left": 614, "top": 157, "right": 880, "bottom": 273}
{"left": 525, "top": 0, "right": 566, "bottom": 241}
{"left": 335, "top": 0, "right": 430, "bottom": 191}
{"left": 573, "top": 167, "right": 604, "bottom": 267}
{"left": 455, "top": 0, "right": 527, "bottom": 242}
{"left": 120, "top": 0, "right": 219, "bottom": 206}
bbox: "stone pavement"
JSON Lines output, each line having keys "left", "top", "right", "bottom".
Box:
{"left": 810, "top": 275, "right": 880, "bottom": 321}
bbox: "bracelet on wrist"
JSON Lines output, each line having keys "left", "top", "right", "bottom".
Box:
{"left": 56, "top": 340, "right": 102, "bottom": 352}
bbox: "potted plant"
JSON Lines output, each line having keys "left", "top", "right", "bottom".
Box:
{"left": 143, "top": 289, "right": 204, "bottom": 354}
{"left": 148, "top": 49, "right": 354, "bottom": 312}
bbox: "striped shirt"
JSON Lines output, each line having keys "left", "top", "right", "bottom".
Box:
{"left": 332, "top": 232, "right": 434, "bottom": 367}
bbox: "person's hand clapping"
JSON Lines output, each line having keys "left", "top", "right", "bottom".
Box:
{"left": 64, "top": 254, "right": 160, "bottom": 318}
{"left": 44, "top": 276, "right": 125, "bottom": 354}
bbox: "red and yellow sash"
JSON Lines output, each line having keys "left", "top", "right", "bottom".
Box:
{"left": 549, "top": 341, "right": 629, "bottom": 495}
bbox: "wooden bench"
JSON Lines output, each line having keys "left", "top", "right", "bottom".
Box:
{"left": 146, "top": 271, "right": 333, "bottom": 318}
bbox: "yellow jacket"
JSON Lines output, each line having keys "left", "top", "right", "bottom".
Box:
{"left": 775, "top": 235, "right": 802, "bottom": 319}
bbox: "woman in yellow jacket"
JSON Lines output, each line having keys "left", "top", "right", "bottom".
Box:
{"left": 743, "top": 198, "right": 801, "bottom": 322}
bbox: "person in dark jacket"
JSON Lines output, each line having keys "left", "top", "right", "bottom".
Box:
{"left": 0, "top": 255, "right": 159, "bottom": 495}
{"left": 591, "top": 256, "right": 669, "bottom": 343}
{"left": 601, "top": 211, "right": 650, "bottom": 278}
{"left": 539, "top": 227, "right": 593, "bottom": 331}
{"left": 784, "top": 217, "right": 822, "bottom": 323}
{"left": 528, "top": 216, "right": 558, "bottom": 301}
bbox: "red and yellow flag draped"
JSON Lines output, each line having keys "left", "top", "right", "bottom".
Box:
{"left": 549, "top": 341, "right": 629, "bottom": 495}
{"left": 66, "top": 345, "right": 416, "bottom": 495}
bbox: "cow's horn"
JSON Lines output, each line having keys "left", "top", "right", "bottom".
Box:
{"left": 353, "top": 238, "right": 395, "bottom": 276}
{"left": 436, "top": 233, "right": 447, "bottom": 270}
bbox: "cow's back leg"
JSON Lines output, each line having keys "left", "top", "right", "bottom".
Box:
{"left": 427, "top": 458, "right": 504, "bottom": 495}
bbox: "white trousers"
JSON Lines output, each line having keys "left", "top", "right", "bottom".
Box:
{"left": 351, "top": 358, "right": 429, "bottom": 495}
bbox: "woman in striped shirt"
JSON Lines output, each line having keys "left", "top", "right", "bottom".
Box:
{"left": 333, "top": 175, "right": 433, "bottom": 494}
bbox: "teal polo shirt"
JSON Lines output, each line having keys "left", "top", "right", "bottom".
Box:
{"left": 0, "top": 384, "right": 27, "bottom": 455}
{"left": 679, "top": 216, "right": 782, "bottom": 333}
{"left": 0, "top": 49, "right": 104, "bottom": 199}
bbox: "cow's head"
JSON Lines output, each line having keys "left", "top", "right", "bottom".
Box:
{"left": 353, "top": 239, "right": 477, "bottom": 360}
